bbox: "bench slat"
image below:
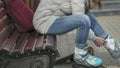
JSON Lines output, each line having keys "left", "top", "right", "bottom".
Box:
{"left": 24, "top": 0, "right": 40, "bottom": 12}
{"left": 44, "top": 35, "right": 60, "bottom": 57}
{"left": 0, "top": 16, "right": 10, "bottom": 31}
{"left": 0, "top": 31, "right": 20, "bottom": 54}
{"left": 11, "top": 33, "right": 29, "bottom": 54}
{"left": 24, "top": 0, "right": 30, "bottom": 6}
{"left": 35, "top": 34, "right": 44, "bottom": 50}
{"left": 24, "top": 32, "right": 37, "bottom": 52}
{"left": 0, "top": 8, "right": 6, "bottom": 18}
{"left": 44, "top": 35, "right": 56, "bottom": 50}
{"left": 33, "top": 0, "right": 41, "bottom": 12}
{"left": 0, "top": 24, "right": 15, "bottom": 46}
{"left": 30, "top": 0, "right": 35, "bottom": 11}
{"left": 0, "top": 1, "right": 3, "bottom": 9}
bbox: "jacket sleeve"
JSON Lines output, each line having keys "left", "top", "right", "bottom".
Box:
{"left": 71, "top": 0, "right": 86, "bottom": 15}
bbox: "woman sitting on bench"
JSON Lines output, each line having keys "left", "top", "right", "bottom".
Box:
{"left": 33, "top": 0, "right": 120, "bottom": 67}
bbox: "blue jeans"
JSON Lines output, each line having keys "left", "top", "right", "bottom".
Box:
{"left": 86, "top": 12, "right": 107, "bottom": 39}
{"left": 47, "top": 13, "right": 108, "bottom": 48}
{"left": 47, "top": 14, "right": 90, "bottom": 48}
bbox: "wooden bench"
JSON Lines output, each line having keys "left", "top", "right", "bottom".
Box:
{"left": 0, "top": 0, "right": 60, "bottom": 68}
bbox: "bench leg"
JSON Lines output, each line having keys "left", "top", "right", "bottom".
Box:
{"left": 29, "top": 51, "right": 56, "bottom": 68}
{"left": 0, "top": 50, "right": 56, "bottom": 68}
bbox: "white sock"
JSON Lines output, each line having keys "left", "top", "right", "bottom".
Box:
{"left": 74, "top": 47, "right": 87, "bottom": 54}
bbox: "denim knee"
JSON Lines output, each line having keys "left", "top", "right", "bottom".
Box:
{"left": 67, "top": 14, "right": 91, "bottom": 28}
{"left": 81, "top": 15, "right": 91, "bottom": 29}
{"left": 75, "top": 14, "right": 91, "bottom": 29}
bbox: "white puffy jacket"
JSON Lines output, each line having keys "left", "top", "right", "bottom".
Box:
{"left": 33, "top": 0, "right": 96, "bottom": 40}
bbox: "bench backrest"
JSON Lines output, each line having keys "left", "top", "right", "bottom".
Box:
{"left": 24, "top": 0, "right": 40, "bottom": 12}
{"left": 0, "top": 0, "right": 59, "bottom": 57}
{"left": 0, "top": 0, "right": 41, "bottom": 47}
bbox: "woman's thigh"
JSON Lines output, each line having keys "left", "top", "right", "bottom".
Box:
{"left": 47, "top": 14, "right": 90, "bottom": 34}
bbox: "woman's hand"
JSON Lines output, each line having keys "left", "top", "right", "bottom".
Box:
{"left": 94, "top": 37, "right": 107, "bottom": 47}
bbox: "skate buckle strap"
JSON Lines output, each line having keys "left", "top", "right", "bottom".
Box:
{"left": 77, "top": 52, "right": 90, "bottom": 62}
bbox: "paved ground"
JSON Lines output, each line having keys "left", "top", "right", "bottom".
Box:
{"left": 54, "top": 15, "right": 120, "bottom": 68}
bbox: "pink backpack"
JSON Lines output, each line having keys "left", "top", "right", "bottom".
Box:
{"left": 3, "top": 0, "right": 34, "bottom": 32}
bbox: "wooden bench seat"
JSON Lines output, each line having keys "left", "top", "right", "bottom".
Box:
{"left": 0, "top": 0, "right": 59, "bottom": 68}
